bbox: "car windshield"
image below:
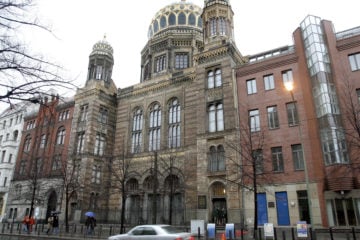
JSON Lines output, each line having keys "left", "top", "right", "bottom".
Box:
{"left": 161, "top": 226, "right": 183, "bottom": 234}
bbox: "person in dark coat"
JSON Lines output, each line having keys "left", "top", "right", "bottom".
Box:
{"left": 52, "top": 215, "right": 59, "bottom": 234}
{"left": 85, "top": 216, "right": 96, "bottom": 235}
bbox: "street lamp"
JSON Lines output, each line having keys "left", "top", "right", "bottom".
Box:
{"left": 284, "top": 81, "right": 313, "bottom": 226}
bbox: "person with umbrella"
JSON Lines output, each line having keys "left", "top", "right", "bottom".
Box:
{"left": 85, "top": 212, "right": 96, "bottom": 235}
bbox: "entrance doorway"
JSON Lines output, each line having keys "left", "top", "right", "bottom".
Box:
{"left": 212, "top": 198, "right": 227, "bottom": 225}
{"left": 46, "top": 191, "right": 57, "bottom": 219}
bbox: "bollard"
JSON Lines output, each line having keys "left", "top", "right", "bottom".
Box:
{"left": 329, "top": 227, "right": 334, "bottom": 240}
{"left": 291, "top": 227, "right": 295, "bottom": 240}
{"left": 274, "top": 227, "right": 277, "bottom": 240}
{"left": 282, "top": 230, "right": 286, "bottom": 240}
{"left": 109, "top": 225, "right": 113, "bottom": 235}
{"left": 258, "top": 228, "right": 262, "bottom": 240}
{"left": 352, "top": 227, "right": 356, "bottom": 240}
{"left": 241, "top": 227, "right": 244, "bottom": 240}
{"left": 197, "top": 226, "right": 200, "bottom": 239}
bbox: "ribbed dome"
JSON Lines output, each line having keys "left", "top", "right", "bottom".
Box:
{"left": 90, "top": 36, "right": 113, "bottom": 59}
{"left": 147, "top": 1, "right": 203, "bottom": 39}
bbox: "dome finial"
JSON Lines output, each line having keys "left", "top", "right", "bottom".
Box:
{"left": 103, "top": 34, "right": 107, "bottom": 41}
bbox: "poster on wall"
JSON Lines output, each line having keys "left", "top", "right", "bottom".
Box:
{"left": 191, "top": 220, "right": 205, "bottom": 235}
{"left": 264, "top": 223, "right": 274, "bottom": 238}
{"left": 296, "top": 221, "right": 308, "bottom": 238}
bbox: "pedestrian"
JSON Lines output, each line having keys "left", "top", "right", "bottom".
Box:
{"left": 85, "top": 216, "right": 96, "bottom": 235}
{"left": 22, "top": 215, "right": 29, "bottom": 233}
{"left": 29, "top": 216, "right": 35, "bottom": 233}
{"left": 52, "top": 214, "right": 59, "bottom": 235}
{"left": 46, "top": 215, "right": 54, "bottom": 234}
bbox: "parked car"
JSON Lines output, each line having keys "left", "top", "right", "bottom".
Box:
{"left": 108, "top": 224, "right": 194, "bottom": 240}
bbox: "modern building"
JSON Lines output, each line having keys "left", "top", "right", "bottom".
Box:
{"left": 6, "top": 93, "right": 74, "bottom": 222}
{"left": 236, "top": 15, "right": 360, "bottom": 227}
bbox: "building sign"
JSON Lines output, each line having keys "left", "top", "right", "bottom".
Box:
{"left": 264, "top": 223, "right": 274, "bottom": 238}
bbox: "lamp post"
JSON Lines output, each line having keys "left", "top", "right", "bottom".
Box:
{"left": 284, "top": 82, "right": 313, "bottom": 226}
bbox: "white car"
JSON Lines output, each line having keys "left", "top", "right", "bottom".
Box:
{"left": 108, "top": 224, "right": 194, "bottom": 240}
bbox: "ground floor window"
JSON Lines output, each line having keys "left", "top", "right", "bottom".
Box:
{"left": 326, "top": 197, "right": 359, "bottom": 226}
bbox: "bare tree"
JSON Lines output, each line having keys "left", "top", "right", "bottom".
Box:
{"left": 106, "top": 153, "right": 133, "bottom": 233}
{"left": 0, "top": 0, "right": 75, "bottom": 106}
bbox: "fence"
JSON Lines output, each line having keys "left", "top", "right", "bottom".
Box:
{"left": 0, "top": 222, "right": 359, "bottom": 240}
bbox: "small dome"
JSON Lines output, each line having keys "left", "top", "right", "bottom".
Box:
{"left": 147, "top": 1, "right": 203, "bottom": 39}
{"left": 90, "top": 36, "right": 113, "bottom": 59}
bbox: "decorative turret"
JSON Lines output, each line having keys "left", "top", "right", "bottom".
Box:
{"left": 86, "top": 36, "right": 114, "bottom": 86}
{"left": 202, "top": 0, "right": 234, "bottom": 46}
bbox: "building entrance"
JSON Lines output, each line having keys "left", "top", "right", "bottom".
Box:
{"left": 212, "top": 198, "right": 227, "bottom": 225}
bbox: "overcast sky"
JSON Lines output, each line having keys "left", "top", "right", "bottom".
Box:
{"left": 3, "top": 0, "right": 360, "bottom": 111}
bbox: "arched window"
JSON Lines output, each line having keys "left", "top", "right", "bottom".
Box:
{"left": 219, "top": 17, "right": 227, "bottom": 35}
{"left": 13, "top": 130, "right": 18, "bottom": 141}
{"left": 208, "top": 145, "right": 225, "bottom": 172}
{"left": 56, "top": 127, "right": 66, "bottom": 145}
{"left": 126, "top": 178, "right": 139, "bottom": 192}
{"left": 188, "top": 13, "right": 196, "bottom": 26}
{"left": 208, "top": 103, "right": 224, "bottom": 132}
{"left": 212, "top": 182, "right": 226, "bottom": 196}
{"left": 160, "top": 16, "right": 167, "bottom": 28}
{"left": 178, "top": 12, "right": 186, "bottom": 25}
{"left": 94, "top": 133, "right": 106, "bottom": 156}
{"left": 207, "top": 70, "right": 214, "bottom": 88}
{"left": 215, "top": 69, "right": 222, "bottom": 87}
{"left": 164, "top": 175, "right": 180, "bottom": 190}
{"left": 144, "top": 176, "right": 157, "bottom": 191}
{"left": 210, "top": 18, "right": 217, "bottom": 36}
{"left": 168, "top": 98, "right": 181, "bottom": 148}
{"left": 198, "top": 17, "right": 203, "bottom": 28}
{"left": 24, "top": 135, "right": 31, "bottom": 152}
{"left": 169, "top": 13, "right": 176, "bottom": 25}
{"left": 153, "top": 20, "right": 159, "bottom": 33}
{"left": 149, "top": 103, "right": 161, "bottom": 151}
{"left": 131, "top": 108, "right": 143, "bottom": 153}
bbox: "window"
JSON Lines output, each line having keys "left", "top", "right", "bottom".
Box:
{"left": 155, "top": 55, "right": 166, "bottom": 73}
{"left": 249, "top": 109, "right": 260, "bottom": 132}
{"left": 0, "top": 135, "right": 2, "bottom": 143}
{"left": 253, "top": 149, "right": 264, "bottom": 174}
{"left": 168, "top": 99, "right": 181, "bottom": 148}
{"left": 357, "top": 89, "right": 360, "bottom": 104}
{"left": 272, "top": 147, "right": 284, "bottom": 172}
{"left": 247, "top": 79, "right": 257, "bottom": 94}
{"left": 94, "top": 133, "right": 106, "bottom": 156}
{"left": 59, "top": 110, "right": 70, "bottom": 121}
{"left": 208, "top": 102, "right": 224, "bottom": 132}
{"left": 207, "top": 68, "right": 223, "bottom": 88}
{"left": 178, "top": 12, "right": 186, "bottom": 25}
{"left": 210, "top": 18, "right": 216, "bottom": 36}
{"left": 98, "top": 106, "right": 108, "bottom": 124}
{"left": 13, "top": 130, "right": 18, "bottom": 141}
{"left": 2, "top": 121, "right": 6, "bottom": 129}
{"left": 40, "top": 134, "right": 46, "bottom": 148}
{"left": 131, "top": 108, "right": 143, "bottom": 153}
{"left": 264, "top": 74, "right": 275, "bottom": 90}
{"left": 24, "top": 136, "right": 31, "bottom": 152}
{"left": 19, "top": 160, "right": 26, "bottom": 175}
{"left": 8, "top": 154, "right": 12, "bottom": 163}
{"left": 208, "top": 145, "right": 225, "bottom": 172}
{"left": 282, "top": 69, "right": 294, "bottom": 86}
{"left": 9, "top": 119, "right": 13, "bottom": 127}
{"left": 95, "top": 65, "right": 102, "bottom": 80}
{"left": 76, "top": 132, "right": 85, "bottom": 154}
{"left": 126, "top": 179, "right": 139, "bottom": 192}
{"left": 267, "top": 106, "right": 279, "bottom": 129}
{"left": 292, "top": 144, "right": 304, "bottom": 170}
{"left": 79, "top": 105, "right": 88, "bottom": 122}
{"left": 92, "top": 165, "right": 101, "bottom": 184}
{"left": 153, "top": 20, "right": 159, "bottom": 33}
{"left": 56, "top": 127, "right": 66, "bottom": 145}
{"left": 189, "top": 13, "right": 196, "bottom": 25}
{"left": 6, "top": 133, "right": 9, "bottom": 141}
{"left": 160, "top": 16, "right": 167, "bottom": 28}
{"left": 286, "top": 102, "right": 299, "bottom": 126}
{"left": 219, "top": 17, "right": 227, "bottom": 35}
{"left": 3, "top": 177, "right": 7, "bottom": 187}
{"left": 169, "top": 13, "right": 176, "bottom": 25}
{"left": 52, "top": 155, "right": 62, "bottom": 171}
{"left": 349, "top": 53, "right": 360, "bottom": 71}
{"left": 175, "top": 53, "right": 188, "bottom": 69}
{"left": 149, "top": 103, "right": 161, "bottom": 151}
{"left": 15, "top": 185, "right": 22, "bottom": 197}
{"left": 1, "top": 151, "right": 5, "bottom": 162}
{"left": 36, "top": 158, "right": 43, "bottom": 174}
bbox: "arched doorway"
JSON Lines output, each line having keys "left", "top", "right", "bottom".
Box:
{"left": 211, "top": 182, "right": 227, "bottom": 226}
{"left": 46, "top": 191, "right": 57, "bottom": 219}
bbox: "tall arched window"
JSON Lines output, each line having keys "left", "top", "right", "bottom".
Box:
{"left": 160, "top": 16, "right": 167, "bottom": 29}
{"left": 215, "top": 69, "right": 222, "bottom": 87}
{"left": 169, "top": 13, "right": 176, "bottom": 25}
{"left": 168, "top": 99, "right": 181, "bottom": 148}
{"left": 207, "top": 70, "right": 214, "bottom": 88}
{"left": 153, "top": 20, "right": 159, "bottom": 33}
{"left": 131, "top": 108, "right": 143, "bottom": 153}
{"left": 208, "top": 103, "right": 224, "bottom": 132}
{"left": 219, "top": 17, "right": 227, "bottom": 35}
{"left": 188, "top": 13, "right": 196, "bottom": 26}
{"left": 178, "top": 12, "right": 186, "bottom": 25}
{"left": 56, "top": 127, "right": 66, "bottom": 145}
{"left": 208, "top": 146, "right": 225, "bottom": 172}
{"left": 24, "top": 135, "right": 31, "bottom": 152}
{"left": 126, "top": 178, "right": 139, "bottom": 192}
{"left": 149, "top": 103, "right": 161, "bottom": 151}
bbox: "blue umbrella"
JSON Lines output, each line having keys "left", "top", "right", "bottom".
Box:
{"left": 85, "top": 211, "right": 95, "bottom": 217}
